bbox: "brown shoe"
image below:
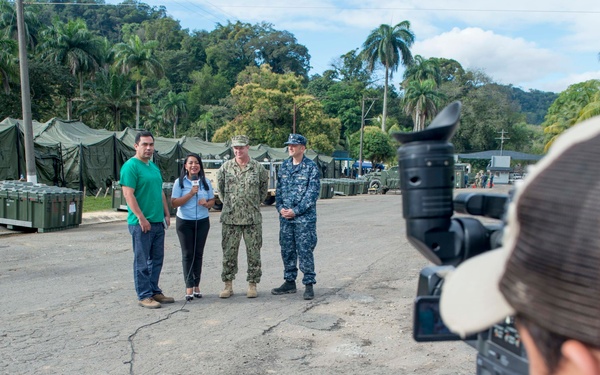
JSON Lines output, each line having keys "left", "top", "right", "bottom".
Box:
{"left": 247, "top": 282, "right": 257, "bottom": 298}
{"left": 153, "top": 293, "right": 175, "bottom": 304}
{"left": 138, "top": 297, "right": 161, "bottom": 309}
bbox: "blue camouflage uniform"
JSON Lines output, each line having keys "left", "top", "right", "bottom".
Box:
{"left": 276, "top": 144, "right": 321, "bottom": 285}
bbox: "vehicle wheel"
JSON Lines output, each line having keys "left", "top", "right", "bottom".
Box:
{"left": 369, "top": 179, "right": 381, "bottom": 190}
{"left": 263, "top": 195, "right": 275, "bottom": 205}
{"left": 212, "top": 202, "right": 223, "bottom": 211}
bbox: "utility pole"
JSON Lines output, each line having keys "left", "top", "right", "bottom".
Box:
{"left": 16, "top": 0, "right": 37, "bottom": 183}
{"left": 358, "top": 96, "right": 377, "bottom": 177}
{"left": 292, "top": 97, "right": 318, "bottom": 133}
{"left": 496, "top": 130, "right": 510, "bottom": 155}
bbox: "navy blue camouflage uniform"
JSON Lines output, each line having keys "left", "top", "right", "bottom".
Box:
{"left": 276, "top": 155, "right": 320, "bottom": 285}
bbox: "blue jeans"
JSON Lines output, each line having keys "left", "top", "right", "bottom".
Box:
{"left": 128, "top": 223, "right": 165, "bottom": 300}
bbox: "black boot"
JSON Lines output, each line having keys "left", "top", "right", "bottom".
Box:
{"left": 271, "top": 280, "right": 297, "bottom": 295}
{"left": 303, "top": 284, "right": 314, "bottom": 300}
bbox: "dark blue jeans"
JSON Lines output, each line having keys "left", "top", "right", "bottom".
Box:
{"left": 128, "top": 223, "right": 165, "bottom": 300}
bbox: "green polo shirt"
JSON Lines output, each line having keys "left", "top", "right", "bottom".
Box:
{"left": 120, "top": 157, "right": 164, "bottom": 225}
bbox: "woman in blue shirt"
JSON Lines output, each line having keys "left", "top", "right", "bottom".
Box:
{"left": 171, "top": 153, "right": 215, "bottom": 301}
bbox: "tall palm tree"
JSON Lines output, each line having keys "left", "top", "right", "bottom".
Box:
{"left": 79, "top": 69, "right": 135, "bottom": 130}
{"left": 40, "top": 19, "right": 103, "bottom": 96}
{"left": 113, "top": 35, "right": 164, "bottom": 129}
{"left": 361, "top": 21, "right": 415, "bottom": 132}
{"left": 162, "top": 91, "right": 187, "bottom": 138}
{"left": 0, "top": 37, "right": 18, "bottom": 94}
{"left": 402, "top": 55, "right": 442, "bottom": 88}
{"left": 145, "top": 106, "right": 166, "bottom": 135}
{"left": 403, "top": 79, "right": 444, "bottom": 131}
{"left": 0, "top": 0, "right": 39, "bottom": 48}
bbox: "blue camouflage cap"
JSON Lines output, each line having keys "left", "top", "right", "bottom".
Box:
{"left": 284, "top": 133, "right": 307, "bottom": 145}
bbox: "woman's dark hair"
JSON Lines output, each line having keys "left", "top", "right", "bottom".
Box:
{"left": 179, "top": 153, "right": 209, "bottom": 190}
{"left": 516, "top": 314, "right": 567, "bottom": 373}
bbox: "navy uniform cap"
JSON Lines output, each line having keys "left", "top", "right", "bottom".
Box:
{"left": 284, "top": 134, "right": 307, "bottom": 145}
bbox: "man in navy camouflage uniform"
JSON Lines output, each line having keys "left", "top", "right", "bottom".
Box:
{"left": 271, "top": 134, "right": 320, "bottom": 300}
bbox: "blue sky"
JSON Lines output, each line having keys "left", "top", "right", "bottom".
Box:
{"left": 107, "top": 1, "right": 600, "bottom": 93}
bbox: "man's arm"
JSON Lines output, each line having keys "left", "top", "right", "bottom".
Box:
{"left": 122, "top": 186, "right": 151, "bottom": 233}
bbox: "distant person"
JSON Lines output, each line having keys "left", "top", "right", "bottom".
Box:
{"left": 464, "top": 173, "right": 469, "bottom": 188}
{"left": 441, "top": 118, "right": 600, "bottom": 375}
{"left": 171, "top": 153, "right": 215, "bottom": 301}
{"left": 481, "top": 173, "right": 488, "bottom": 189}
{"left": 271, "top": 134, "right": 321, "bottom": 300}
{"left": 216, "top": 135, "right": 269, "bottom": 298}
{"left": 488, "top": 172, "right": 494, "bottom": 188}
{"left": 120, "top": 131, "right": 174, "bottom": 309}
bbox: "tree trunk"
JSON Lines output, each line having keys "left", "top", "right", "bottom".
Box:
{"left": 382, "top": 66, "right": 389, "bottom": 132}
{"left": 135, "top": 81, "right": 141, "bottom": 129}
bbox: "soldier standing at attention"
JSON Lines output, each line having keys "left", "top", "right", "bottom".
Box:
{"left": 216, "top": 135, "right": 269, "bottom": 298}
{"left": 271, "top": 134, "right": 321, "bottom": 300}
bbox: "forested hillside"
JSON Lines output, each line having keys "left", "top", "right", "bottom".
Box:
{"left": 2, "top": 0, "right": 597, "bottom": 158}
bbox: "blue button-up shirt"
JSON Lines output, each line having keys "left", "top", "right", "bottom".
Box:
{"left": 172, "top": 176, "right": 214, "bottom": 220}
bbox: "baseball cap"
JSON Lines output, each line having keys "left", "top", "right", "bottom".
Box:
{"left": 440, "top": 115, "right": 600, "bottom": 346}
{"left": 284, "top": 133, "right": 307, "bottom": 145}
{"left": 231, "top": 135, "right": 249, "bottom": 147}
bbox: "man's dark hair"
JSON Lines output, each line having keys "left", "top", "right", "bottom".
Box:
{"left": 135, "top": 131, "right": 154, "bottom": 145}
{"left": 516, "top": 314, "right": 567, "bottom": 373}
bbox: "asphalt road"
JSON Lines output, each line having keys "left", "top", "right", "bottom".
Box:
{"left": 0, "top": 190, "right": 500, "bottom": 375}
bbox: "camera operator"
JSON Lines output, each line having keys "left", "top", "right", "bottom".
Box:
{"left": 440, "top": 117, "right": 600, "bottom": 375}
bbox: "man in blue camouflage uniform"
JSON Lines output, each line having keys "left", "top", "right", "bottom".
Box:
{"left": 271, "top": 134, "right": 321, "bottom": 300}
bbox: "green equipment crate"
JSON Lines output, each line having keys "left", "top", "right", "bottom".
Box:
{"left": 162, "top": 182, "right": 177, "bottom": 216}
{"left": 112, "top": 181, "right": 128, "bottom": 211}
{"left": 0, "top": 181, "right": 83, "bottom": 232}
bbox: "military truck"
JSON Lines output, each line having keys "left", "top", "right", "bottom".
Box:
{"left": 203, "top": 159, "right": 281, "bottom": 211}
{"left": 362, "top": 165, "right": 400, "bottom": 194}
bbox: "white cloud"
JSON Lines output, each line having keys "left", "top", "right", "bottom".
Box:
{"left": 414, "top": 27, "right": 565, "bottom": 88}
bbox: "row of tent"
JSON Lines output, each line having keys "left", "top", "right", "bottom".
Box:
{"left": 0, "top": 118, "right": 336, "bottom": 194}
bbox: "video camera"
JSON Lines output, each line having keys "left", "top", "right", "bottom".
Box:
{"left": 393, "top": 102, "right": 528, "bottom": 375}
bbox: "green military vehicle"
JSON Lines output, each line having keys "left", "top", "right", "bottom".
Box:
{"left": 362, "top": 165, "right": 400, "bottom": 194}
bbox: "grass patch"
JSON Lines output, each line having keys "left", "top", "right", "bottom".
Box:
{"left": 83, "top": 195, "right": 113, "bottom": 213}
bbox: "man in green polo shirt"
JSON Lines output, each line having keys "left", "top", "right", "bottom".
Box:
{"left": 120, "top": 131, "right": 174, "bottom": 309}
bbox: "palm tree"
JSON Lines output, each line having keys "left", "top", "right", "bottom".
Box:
{"left": 361, "top": 21, "right": 415, "bottom": 132}
{"left": 79, "top": 69, "right": 135, "bottom": 130}
{"left": 0, "top": 37, "right": 18, "bottom": 94}
{"left": 162, "top": 91, "right": 187, "bottom": 138}
{"left": 40, "top": 19, "right": 103, "bottom": 96}
{"left": 144, "top": 106, "right": 166, "bottom": 135}
{"left": 0, "top": 0, "right": 39, "bottom": 48}
{"left": 403, "top": 79, "right": 444, "bottom": 131}
{"left": 113, "top": 35, "right": 164, "bottom": 129}
{"left": 402, "top": 55, "right": 442, "bottom": 88}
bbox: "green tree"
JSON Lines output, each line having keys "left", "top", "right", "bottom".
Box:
{"left": 162, "top": 91, "right": 187, "bottom": 138}
{"left": 213, "top": 65, "right": 339, "bottom": 150}
{"left": 113, "top": 34, "right": 164, "bottom": 129}
{"left": 361, "top": 21, "right": 415, "bottom": 132}
{"left": 349, "top": 126, "right": 396, "bottom": 167}
{"left": 542, "top": 80, "right": 600, "bottom": 150}
{"left": 0, "top": 37, "right": 18, "bottom": 94}
{"left": 79, "top": 69, "right": 135, "bottom": 130}
{"left": 40, "top": 18, "right": 103, "bottom": 96}
{"left": 0, "top": 0, "right": 40, "bottom": 48}
{"left": 402, "top": 79, "right": 445, "bottom": 131}
{"left": 144, "top": 106, "right": 166, "bottom": 135}
{"left": 402, "top": 55, "right": 442, "bottom": 88}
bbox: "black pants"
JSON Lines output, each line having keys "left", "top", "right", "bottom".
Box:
{"left": 176, "top": 217, "right": 210, "bottom": 288}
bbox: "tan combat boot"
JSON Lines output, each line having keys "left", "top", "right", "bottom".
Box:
{"left": 219, "top": 281, "right": 233, "bottom": 298}
{"left": 247, "top": 282, "right": 257, "bottom": 298}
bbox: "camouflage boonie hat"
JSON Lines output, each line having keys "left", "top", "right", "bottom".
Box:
{"left": 231, "top": 135, "right": 249, "bottom": 147}
{"left": 284, "top": 133, "right": 307, "bottom": 145}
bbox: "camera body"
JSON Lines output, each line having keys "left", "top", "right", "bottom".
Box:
{"left": 394, "top": 102, "right": 528, "bottom": 374}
